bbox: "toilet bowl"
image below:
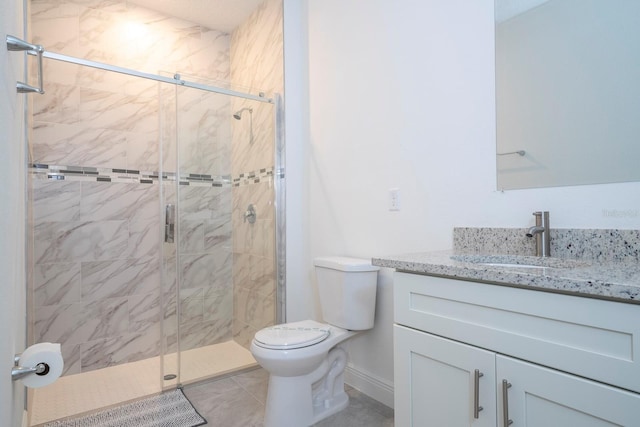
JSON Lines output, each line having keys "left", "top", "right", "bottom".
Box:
{"left": 251, "top": 257, "right": 379, "bottom": 427}
{"left": 251, "top": 320, "right": 357, "bottom": 425}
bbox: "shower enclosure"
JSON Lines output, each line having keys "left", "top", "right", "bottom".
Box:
{"left": 25, "top": 0, "right": 284, "bottom": 424}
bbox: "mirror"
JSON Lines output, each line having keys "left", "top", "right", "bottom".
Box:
{"left": 495, "top": 0, "right": 640, "bottom": 190}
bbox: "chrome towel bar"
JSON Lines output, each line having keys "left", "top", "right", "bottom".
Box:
{"left": 6, "top": 34, "right": 45, "bottom": 94}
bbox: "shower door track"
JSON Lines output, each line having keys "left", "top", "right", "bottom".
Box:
{"left": 40, "top": 50, "right": 274, "bottom": 104}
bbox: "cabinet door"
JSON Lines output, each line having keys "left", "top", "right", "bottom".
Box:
{"left": 395, "top": 325, "right": 496, "bottom": 427}
{"left": 497, "top": 355, "right": 640, "bottom": 427}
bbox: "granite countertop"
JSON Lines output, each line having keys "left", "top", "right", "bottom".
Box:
{"left": 372, "top": 250, "right": 640, "bottom": 304}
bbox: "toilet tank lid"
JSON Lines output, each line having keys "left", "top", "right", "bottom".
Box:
{"left": 314, "top": 256, "right": 380, "bottom": 272}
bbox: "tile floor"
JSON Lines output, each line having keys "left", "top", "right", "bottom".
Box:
{"left": 29, "top": 341, "right": 256, "bottom": 426}
{"left": 184, "top": 367, "right": 394, "bottom": 427}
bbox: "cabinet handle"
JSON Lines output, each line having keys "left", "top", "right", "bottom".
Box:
{"left": 502, "top": 379, "right": 513, "bottom": 426}
{"left": 473, "top": 369, "right": 484, "bottom": 419}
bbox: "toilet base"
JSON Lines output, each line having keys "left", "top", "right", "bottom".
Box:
{"left": 263, "top": 346, "right": 350, "bottom": 427}
{"left": 311, "top": 385, "right": 349, "bottom": 423}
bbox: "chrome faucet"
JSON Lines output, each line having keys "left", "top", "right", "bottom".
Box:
{"left": 526, "top": 211, "right": 550, "bottom": 257}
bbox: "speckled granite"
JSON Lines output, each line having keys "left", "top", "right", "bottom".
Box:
{"left": 372, "top": 251, "right": 640, "bottom": 303}
{"left": 453, "top": 228, "right": 640, "bottom": 262}
{"left": 375, "top": 227, "right": 640, "bottom": 304}
{"left": 551, "top": 229, "right": 640, "bottom": 262}
{"left": 453, "top": 227, "right": 535, "bottom": 256}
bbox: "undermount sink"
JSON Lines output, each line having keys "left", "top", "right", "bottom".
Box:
{"left": 479, "top": 262, "right": 547, "bottom": 269}
{"left": 450, "top": 254, "right": 589, "bottom": 270}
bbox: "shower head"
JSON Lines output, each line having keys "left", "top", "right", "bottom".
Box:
{"left": 233, "top": 107, "right": 253, "bottom": 120}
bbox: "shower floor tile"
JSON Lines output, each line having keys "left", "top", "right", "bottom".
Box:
{"left": 29, "top": 340, "right": 256, "bottom": 426}
{"left": 163, "top": 340, "right": 257, "bottom": 387}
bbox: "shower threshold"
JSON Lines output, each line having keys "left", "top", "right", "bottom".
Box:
{"left": 28, "top": 340, "right": 257, "bottom": 426}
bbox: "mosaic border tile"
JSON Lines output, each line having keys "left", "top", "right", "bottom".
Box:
{"left": 29, "top": 164, "right": 275, "bottom": 188}
{"left": 232, "top": 168, "right": 274, "bottom": 187}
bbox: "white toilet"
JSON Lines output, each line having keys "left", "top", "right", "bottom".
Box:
{"left": 250, "top": 256, "right": 379, "bottom": 427}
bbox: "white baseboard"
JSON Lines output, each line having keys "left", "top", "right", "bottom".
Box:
{"left": 344, "top": 364, "right": 394, "bottom": 409}
{"left": 22, "top": 410, "right": 28, "bottom": 427}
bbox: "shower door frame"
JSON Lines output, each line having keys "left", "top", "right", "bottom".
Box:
{"left": 41, "top": 51, "right": 274, "bottom": 104}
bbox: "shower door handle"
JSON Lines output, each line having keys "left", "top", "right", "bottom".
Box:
{"left": 6, "top": 35, "right": 45, "bottom": 94}
{"left": 165, "top": 204, "right": 175, "bottom": 243}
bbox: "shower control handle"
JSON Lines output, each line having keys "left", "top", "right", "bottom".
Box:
{"left": 165, "top": 204, "right": 175, "bottom": 243}
{"left": 244, "top": 204, "right": 256, "bottom": 224}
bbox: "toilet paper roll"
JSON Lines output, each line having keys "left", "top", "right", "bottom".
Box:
{"left": 18, "top": 343, "right": 64, "bottom": 388}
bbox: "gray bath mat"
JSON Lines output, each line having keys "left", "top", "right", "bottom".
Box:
{"left": 43, "top": 388, "right": 207, "bottom": 427}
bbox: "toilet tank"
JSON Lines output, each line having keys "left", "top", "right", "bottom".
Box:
{"left": 314, "top": 256, "right": 379, "bottom": 330}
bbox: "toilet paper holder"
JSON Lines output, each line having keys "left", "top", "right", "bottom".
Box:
{"left": 11, "top": 354, "right": 50, "bottom": 381}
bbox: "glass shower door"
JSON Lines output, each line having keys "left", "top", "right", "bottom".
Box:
{"left": 161, "top": 74, "right": 278, "bottom": 386}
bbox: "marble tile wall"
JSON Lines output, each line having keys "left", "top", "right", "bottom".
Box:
{"left": 232, "top": 180, "right": 277, "bottom": 347}
{"left": 29, "top": 0, "right": 235, "bottom": 374}
{"left": 30, "top": 0, "right": 231, "bottom": 173}
{"left": 230, "top": 0, "right": 282, "bottom": 176}
{"left": 31, "top": 178, "right": 162, "bottom": 375}
{"left": 229, "top": 0, "right": 283, "bottom": 349}
{"left": 175, "top": 185, "right": 234, "bottom": 352}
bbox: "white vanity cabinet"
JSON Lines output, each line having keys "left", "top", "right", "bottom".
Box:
{"left": 393, "top": 272, "right": 640, "bottom": 427}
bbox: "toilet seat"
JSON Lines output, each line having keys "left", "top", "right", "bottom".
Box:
{"left": 254, "top": 322, "right": 330, "bottom": 350}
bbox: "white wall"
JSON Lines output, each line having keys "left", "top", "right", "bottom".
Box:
{"left": 284, "top": 0, "right": 640, "bottom": 406}
{"left": 283, "top": 0, "right": 311, "bottom": 323}
{"left": 1, "top": 0, "right": 27, "bottom": 424}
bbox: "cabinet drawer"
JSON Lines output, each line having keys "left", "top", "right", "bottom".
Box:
{"left": 394, "top": 272, "right": 640, "bottom": 393}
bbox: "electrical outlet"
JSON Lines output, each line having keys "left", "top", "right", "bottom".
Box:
{"left": 389, "top": 188, "right": 400, "bottom": 211}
